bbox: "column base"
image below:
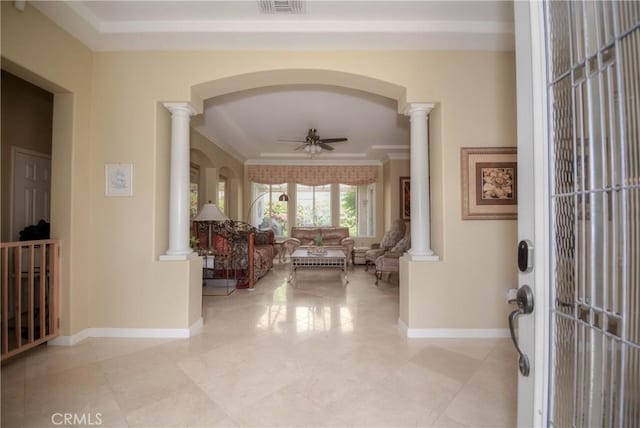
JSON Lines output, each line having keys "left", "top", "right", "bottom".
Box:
{"left": 404, "top": 251, "right": 440, "bottom": 262}
{"left": 160, "top": 251, "right": 197, "bottom": 261}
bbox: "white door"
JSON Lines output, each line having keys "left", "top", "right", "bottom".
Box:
{"left": 515, "top": 1, "right": 640, "bottom": 426}
{"left": 11, "top": 148, "right": 51, "bottom": 241}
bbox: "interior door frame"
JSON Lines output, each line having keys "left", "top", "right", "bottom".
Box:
{"left": 514, "top": 1, "right": 551, "bottom": 426}
{"left": 9, "top": 146, "right": 52, "bottom": 241}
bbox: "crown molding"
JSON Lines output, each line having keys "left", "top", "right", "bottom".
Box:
{"left": 245, "top": 159, "right": 382, "bottom": 166}
{"left": 386, "top": 153, "right": 411, "bottom": 160}
{"left": 371, "top": 145, "right": 410, "bottom": 151}
{"left": 258, "top": 152, "right": 367, "bottom": 158}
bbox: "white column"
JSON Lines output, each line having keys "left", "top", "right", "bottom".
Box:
{"left": 160, "top": 102, "right": 197, "bottom": 260}
{"left": 404, "top": 103, "right": 438, "bottom": 261}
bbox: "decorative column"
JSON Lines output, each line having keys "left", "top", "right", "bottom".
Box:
{"left": 160, "top": 102, "right": 197, "bottom": 260}
{"left": 404, "top": 103, "right": 438, "bottom": 261}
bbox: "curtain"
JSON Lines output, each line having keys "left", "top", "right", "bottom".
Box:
{"left": 247, "top": 165, "right": 378, "bottom": 185}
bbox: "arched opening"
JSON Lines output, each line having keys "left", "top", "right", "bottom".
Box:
{"left": 190, "top": 69, "right": 408, "bottom": 115}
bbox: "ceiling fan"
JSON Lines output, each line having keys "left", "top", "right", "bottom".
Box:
{"left": 278, "top": 128, "right": 348, "bottom": 155}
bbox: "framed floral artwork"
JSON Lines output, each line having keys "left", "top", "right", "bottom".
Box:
{"left": 105, "top": 163, "right": 134, "bottom": 197}
{"left": 400, "top": 176, "right": 410, "bottom": 220}
{"left": 461, "top": 147, "right": 517, "bottom": 220}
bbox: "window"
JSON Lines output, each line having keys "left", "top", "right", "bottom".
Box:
{"left": 340, "top": 183, "right": 375, "bottom": 237}
{"left": 296, "top": 184, "right": 331, "bottom": 227}
{"left": 217, "top": 177, "right": 226, "bottom": 214}
{"left": 249, "top": 181, "right": 376, "bottom": 237}
{"left": 190, "top": 184, "right": 198, "bottom": 218}
{"left": 250, "top": 183, "right": 288, "bottom": 236}
{"left": 190, "top": 163, "right": 199, "bottom": 218}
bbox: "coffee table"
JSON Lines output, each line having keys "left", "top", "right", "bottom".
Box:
{"left": 289, "top": 248, "right": 348, "bottom": 285}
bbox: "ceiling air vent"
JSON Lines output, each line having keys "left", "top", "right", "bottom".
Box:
{"left": 258, "top": 0, "right": 305, "bottom": 14}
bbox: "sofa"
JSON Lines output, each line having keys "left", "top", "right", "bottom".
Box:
{"left": 283, "top": 226, "right": 355, "bottom": 262}
{"left": 192, "top": 222, "right": 276, "bottom": 289}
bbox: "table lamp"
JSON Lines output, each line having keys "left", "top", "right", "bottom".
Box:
{"left": 193, "top": 201, "right": 229, "bottom": 250}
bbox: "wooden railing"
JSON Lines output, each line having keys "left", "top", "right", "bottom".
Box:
{"left": 0, "top": 240, "right": 59, "bottom": 361}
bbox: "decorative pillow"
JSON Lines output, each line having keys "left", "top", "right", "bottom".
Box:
{"left": 390, "top": 237, "right": 410, "bottom": 253}
{"left": 322, "top": 228, "right": 348, "bottom": 241}
{"left": 381, "top": 220, "right": 406, "bottom": 249}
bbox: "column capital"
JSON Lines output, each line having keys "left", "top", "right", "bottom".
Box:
{"left": 403, "top": 103, "right": 435, "bottom": 117}
{"left": 163, "top": 102, "right": 197, "bottom": 117}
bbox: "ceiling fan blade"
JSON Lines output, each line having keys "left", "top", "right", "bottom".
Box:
{"left": 294, "top": 143, "right": 308, "bottom": 151}
{"left": 318, "top": 142, "right": 335, "bottom": 151}
{"left": 319, "top": 138, "right": 348, "bottom": 143}
{"left": 276, "top": 138, "right": 306, "bottom": 143}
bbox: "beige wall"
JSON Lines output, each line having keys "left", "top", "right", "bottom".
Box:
{"left": 1, "top": 2, "right": 94, "bottom": 335}
{"left": 1, "top": 70, "right": 53, "bottom": 242}
{"left": 383, "top": 158, "right": 411, "bottom": 234}
{"left": 400, "top": 77, "right": 517, "bottom": 330}
{"left": 2, "top": 2, "right": 517, "bottom": 334}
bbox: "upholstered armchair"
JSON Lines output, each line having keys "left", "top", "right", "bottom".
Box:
{"left": 364, "top": 219, "right": 407, "bottom": 271}
{"left": 374, "top": 237, "right": 410, "bottom": 285}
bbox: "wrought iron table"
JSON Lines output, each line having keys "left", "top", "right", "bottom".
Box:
{"left": 289, "top": 248, "right": 348, "bottom": 285}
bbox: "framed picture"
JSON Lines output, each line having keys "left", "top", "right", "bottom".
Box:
{"left": 461, "top": 148, "right": 517, "bottom": 220}
{"left": 400, "top": 176, "right": 410, "bottom": 220}
{"left": 105, "top": 163, "right": 134, "bottom": 197}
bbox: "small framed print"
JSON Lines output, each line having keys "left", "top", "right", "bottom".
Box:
{"left": 105, "top": 163, "right": 133, "bottom": 197}
{"left": 461, "top": 147, "right": 517, "bottom": 220}
{"left": 400, "top": 176, "right": 410, "bottom": 221}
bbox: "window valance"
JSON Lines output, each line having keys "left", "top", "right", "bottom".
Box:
{"left": 247, "top": 165, "right": 378, "bottom": 186}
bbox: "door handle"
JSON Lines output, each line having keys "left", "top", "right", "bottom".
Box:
{"left": 508, "top": 284, "right": 534, "bottom": 376}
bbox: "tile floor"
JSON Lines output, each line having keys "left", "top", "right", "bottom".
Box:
{"left": 1, "top": 264, "right": 517, "bottom": 427}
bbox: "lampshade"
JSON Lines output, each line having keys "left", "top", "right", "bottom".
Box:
{"left": 194, "top": 203, "right": 229, "bottom": 222}
{"left": 278, "top": 193, "right": 289, "bottom": 202}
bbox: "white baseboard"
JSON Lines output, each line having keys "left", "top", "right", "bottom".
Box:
{"left": 48, "top": 318, "right": 204, "bottom": 346}
{"left": 189, "top": 317, "right": 204, "bottom": 336}
{"left": 47, "top": 329, "right": 91, "bottom": 346}
{"left": 398, "top": 319, "right": 509, "bottom": 338}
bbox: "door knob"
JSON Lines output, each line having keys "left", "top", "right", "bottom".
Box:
{"left": 508, "top": 284, "right": 534, "bottom": 376}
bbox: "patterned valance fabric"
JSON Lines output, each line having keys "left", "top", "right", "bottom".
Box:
{"left": 247, "top": 165, "right": 378, "bottom": 185}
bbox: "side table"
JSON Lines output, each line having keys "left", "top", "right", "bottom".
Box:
{"left": 202, "top": 252, "right": 236, "bottom": 296}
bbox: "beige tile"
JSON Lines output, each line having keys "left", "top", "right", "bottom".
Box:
{"left": 331, "top": 381, "right": 442, "bottom": 427}
{"left": 381, "top": 361, "right": 464, "bottom": 411}
{"left": 22, "top": 365, "right": 126, "bottom": 428}
{"left": 1, "top": 356, "right": 26, "bottom": 386}
{"left": 105, "top": 363, "right": 194, "bottom": 414}
{"left": 427, "top": 338, "right": 500, "bottom": 361}
{"left": 430, "top": 413, "right": 470, "bottom": 427}
{"left": 2, "top": 264, "right": 516, "bottom": 428}
{"left": 410, "top": 345, "right": 484, "bottom": 384}
{"left": 443, "top": 383, "right": 517, "bottom": 428}
{"left": 467, "top": 358, "right": 517, "bottom": 401}
{"left": 2, "top": 380, "right": 25, "bottom": 427}
{"left": 24, "top": 341, "right": 99, "bottom": 380}
{"left": 195, "top": 359, "right": 303, "bottom": 414}
{"left": 231, "top": 385, "right": 346, "bottom": 427}
{"left": 125, "top": 384, "right": 231, "bottom": 427}
{"left": 486, "top": 338, "right": 519, "bottom": 364}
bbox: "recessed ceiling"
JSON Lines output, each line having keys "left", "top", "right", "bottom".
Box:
{"left": 31, "top": 1, "right": 514, "bottom": 51}
{"left": 27, "top": 1, "right": 514, "bottom": 164}
{"left": 191, "top": 85, "right": 410, "bottom": 163}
